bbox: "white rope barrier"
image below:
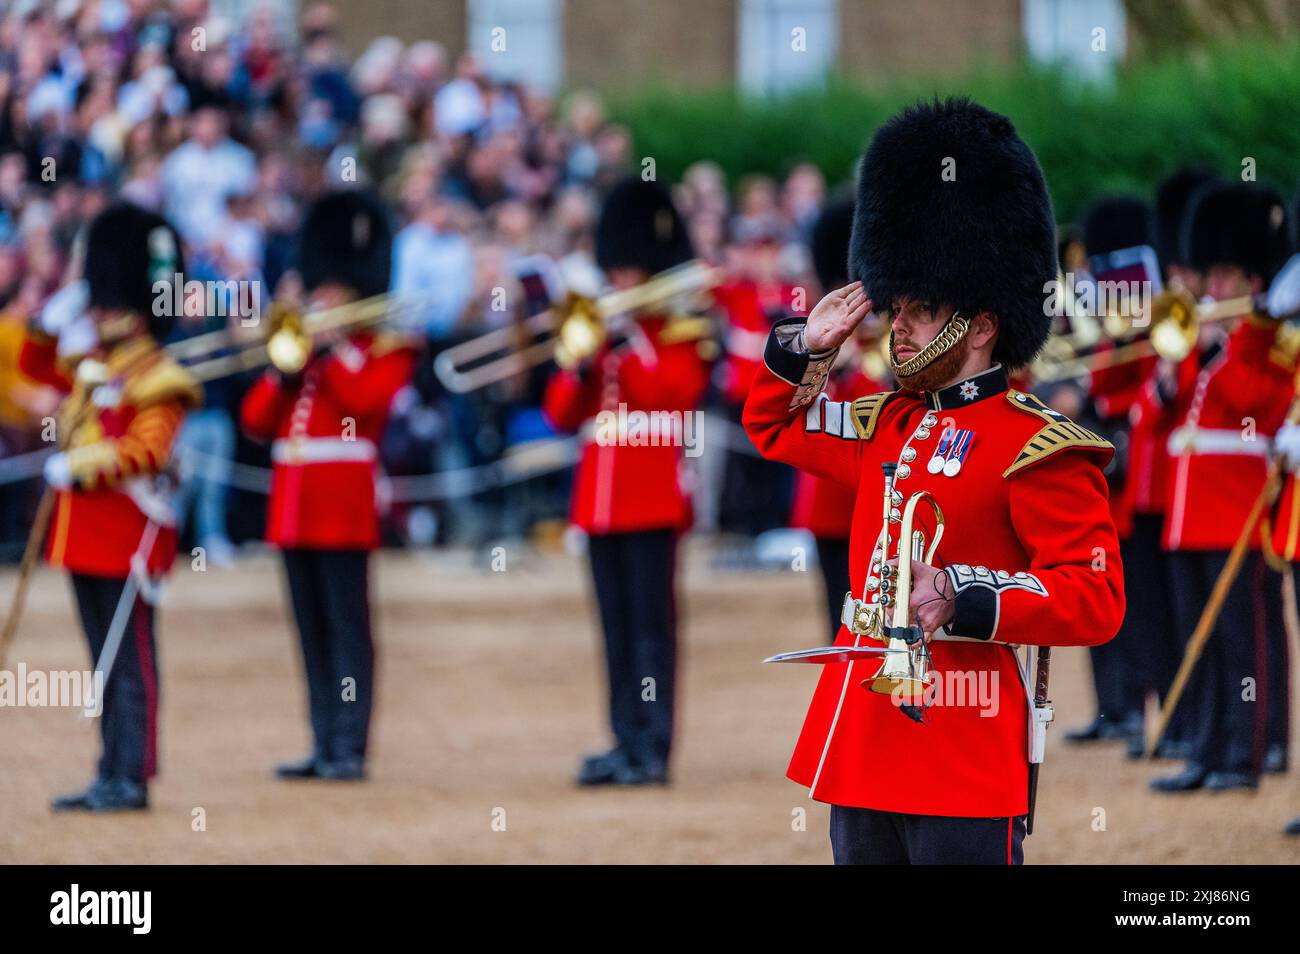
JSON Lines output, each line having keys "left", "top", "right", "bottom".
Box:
{"left": 0, "top": 413, "right": 765, "bottom": 500}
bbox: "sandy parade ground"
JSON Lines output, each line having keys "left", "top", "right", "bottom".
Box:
{"left": 2, "top": 541, "right": 1297, "bottom": 864}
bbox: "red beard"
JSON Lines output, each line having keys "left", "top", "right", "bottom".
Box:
{"left": 892, "top": 321, "right": 972, "bottom": 392}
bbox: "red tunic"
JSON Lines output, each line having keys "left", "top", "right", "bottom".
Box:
{"left": 744, "top": 320, "right": 1125, "bottom": 817}
{"left": 240, "top": 331, "right": 415, "bottom": 550}
{"left": 21, "top": 333, "right": 200, "bottom": 578}
{"left": 789, "top": 364, "right": 884, "bottom": 538}
{"left": 715, "top": 278, "right": 803, "bottom": 407}
{"left": 542, "top": 317, "right": 711, "bottom": 534}
{"left": 1163, "top": 318, "right": 1294, "bottom": 552}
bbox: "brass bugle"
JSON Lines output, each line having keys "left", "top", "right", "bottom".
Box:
{"left": 434, "top": 260, "right": 720, "bottom": 393}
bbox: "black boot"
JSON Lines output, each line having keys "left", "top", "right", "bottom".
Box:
{"left": 86, "top": 778, "right": 148, "bottom": 812}
{"left": 1151, "top": 762, "right": 1208, "bottom": 793}
{"left": 317, "top": 757, "right": 366, "bottom": 781}
{"left": 274, "top": 756, "right": 322, "bottom": 779}
{"left": 1284, "top": 816, "right": 1300, "bottom": 836}
{"left": 1204, "top": 770, "right": 1258, "bottom": 792}
{"left": 51, "top": 778, "right": 113, "bottom": 812}
{"left": 576, "top": 748, "right": 632, "bottom": 786}
{"left": 614, "top": 754, "right": 670, "bottom": 786}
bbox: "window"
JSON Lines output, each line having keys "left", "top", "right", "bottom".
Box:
{"left": 738, "top": 0, "right": 839, "bottom": 95}
{"left": 468, "top": 0, "right": 565, "bottom": 93}
{"left": 1023, "top": 0, "right": 1127, "bottom": 81}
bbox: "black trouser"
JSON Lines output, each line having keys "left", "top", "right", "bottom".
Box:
{"left": 281, "top": 549, "right": 374, "bottom": 763}
{"left": 1259, "top": 561, "right": 1290, "bottom": 758}
{"left": 830, "top": 805, "right": 1025, "bottom": 865}
{"left": 587, "top": 529, "right": 678, "bottom": 765}
{"left": 1168, "top": 549, "right": 1280, "bottom": 774}
{"left": 70, "top": 573, "right": 159, "bottom": 785}
{"left": 815, "top": 536, "right": 851, "bottom": 641}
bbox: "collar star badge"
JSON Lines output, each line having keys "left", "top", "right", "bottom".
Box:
{"left": 959, "top": 380, "right": 980, "bottom": 401}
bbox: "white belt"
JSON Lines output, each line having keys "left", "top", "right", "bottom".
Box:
{"left": 1167, "top": 427, "right": 1270, "bottom": 457}
{"left": 271, "top": 436, "right": 377, "bottom": 465}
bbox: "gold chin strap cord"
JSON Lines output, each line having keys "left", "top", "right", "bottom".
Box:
{"left": 890, "top": 312, "right": 971, "bottom": 378}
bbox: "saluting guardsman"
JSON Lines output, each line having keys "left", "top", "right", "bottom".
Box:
{"left": 542, "top": 178, "right": 712, "bottom": 786}
{"left": 788, "top": 196, "right": 888, "bottom": 638}
{"left": 1152, "top": 182, "right": 1294, "bottom": 794}
{"left": 20, "top": 204, "right": 201, "bottom": 812}
{"left": 1065, "top": 194, "right": 1157, "bottom": 754}
{"left": 240, "top": 190, "right": 416, "bottom": 782}
{"left": 745, "top": 99, "right": 1125, "bottom": 864}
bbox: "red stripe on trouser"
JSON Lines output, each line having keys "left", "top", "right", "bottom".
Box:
{"left": 134, "top": 599, "right": 159, "bottom": 779}
{"left": 1006, "top": 818, "right": 1012, "bottom": 865}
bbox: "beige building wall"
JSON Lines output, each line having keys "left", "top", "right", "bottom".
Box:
{"left": 334, "top": 1, "right": 468, "bottom": 59}
{"left": 563, "top": 0, "right": 738, "bottom": 91}
{"left": 839, "top": 0, "right": 1022, "bottom": 84}
{"left": 331, "top": 0, "right": 1027, "bottom": 90}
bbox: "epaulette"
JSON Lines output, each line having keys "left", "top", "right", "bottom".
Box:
{"left": 1003, "top": 390, "right": 1112, "bottom": 478}
{"left": 123, "top": 352, "right": 203, "bottom": 410}
{"left": 850, "top": 391, "right": 897, "bottom": 439}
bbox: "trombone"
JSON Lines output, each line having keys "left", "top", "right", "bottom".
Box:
{"left": 433, "top": 260, "right": 720, "bottom": 393}
{"left": 171, "top": 291, "right": 423, "bottom": 383}
{"left": 1032, "top": 285, "right": 1274, "bottom": 383}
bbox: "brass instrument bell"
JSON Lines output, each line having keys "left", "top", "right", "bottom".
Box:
{"left": 264, "top": 303, "right": 311, "bottom": 375}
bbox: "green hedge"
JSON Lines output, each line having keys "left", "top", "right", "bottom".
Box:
{"left": 606, "top": 39, "right": 1300, "bottom": 225}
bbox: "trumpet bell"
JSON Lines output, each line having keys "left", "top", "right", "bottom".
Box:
{"left": 1148, "top": 286, "right": 1199, "bottom": 362}
{"left": 866, "top": 671, "right": 929, "bottom": 701}
{"left": 265, "top": 305, "right": 310, "bottom": 375}
{"left": 554, "top": 295, "right": 605, "bottom": 369}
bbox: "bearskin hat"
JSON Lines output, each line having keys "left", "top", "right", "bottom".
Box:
{"left": 1081, "top": 195, "right": 1152, "bottom": 257}
{"left": 1184, "top": 182, "right": 1290, "bottom": 284}
{"left": 299, "top": 189, "right": 393, "bottom": 300}
{"left": 849, "top": 97, "right": 1057, "bottom": 369}
{"left": 1154, "top": 166, "right": 1221, "bottom": 271}
{"left": 595, "top": 177, "right": 694, "bottom": 276}
{"left": 809, "top": 196, "right": 855, "bottom": 292}
{"left": 83, "top": 202, "right": 184, "bottom": 341}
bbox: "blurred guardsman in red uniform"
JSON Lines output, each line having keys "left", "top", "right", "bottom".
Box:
{"left": 241, "top": 190, "right": 415, "bottom": 782}
{"left": 744, "top": 99, "right": 1125, "bottom": 864}
{"left": 788, "top": 196, "right": 887, "bottom": 638}
{"left": 21, "top": 204, "right": 200, "bottom": 812}
{"left": 714, "top": 218, "right": 802, "bottom": 538}
{"left": 543, "top": 178, "right": 712, "bottom": 786}
{"left": 1064, "top": 195, "right": 1156, "bottom": 753}
{"left": 1151, "top": 182, "right": 1293, "bottom": 794}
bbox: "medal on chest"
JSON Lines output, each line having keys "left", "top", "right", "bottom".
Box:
{"left": 926, "top": 426, "right": 974, "bottom": 477}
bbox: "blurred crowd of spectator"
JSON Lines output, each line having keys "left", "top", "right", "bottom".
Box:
{"left": 0, "top": 0, "right": 833, "bottom": 562}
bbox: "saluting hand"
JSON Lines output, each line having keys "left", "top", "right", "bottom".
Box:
{"left": 804, "top": 282, "right": 875, "bottom": 353}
